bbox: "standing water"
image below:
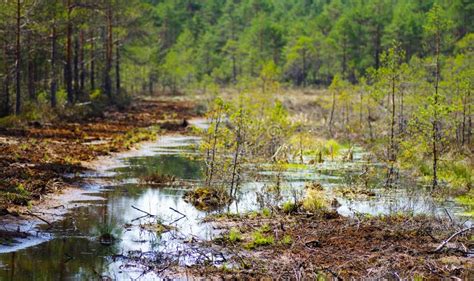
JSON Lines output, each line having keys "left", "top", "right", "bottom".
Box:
{"left": 0, "top": 124, "right": 471, "bottom": 279}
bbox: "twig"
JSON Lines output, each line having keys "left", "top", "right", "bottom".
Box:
{"left": 434, "top": 226, "right": 473, "bottom": 252}
{"left": 169, "top": 215, "right": 186, "bottom": 225}
{"left": 131, "top": 205, "right": 155, "bottom": 217}
{"left": 131, "top": 214, "right": 149, "bottom": 222}
{"left": 444, "top": 208, "right": 453, "bottom": 224}
{"left": 26, "top": 211, "right": 51, "bottom": 226}
{"left": 169, "top": 207, "right": 187, "bottom": 218}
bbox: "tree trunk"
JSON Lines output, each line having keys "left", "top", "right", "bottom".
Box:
{"left": 65, "top": 0, "right": 74, "bottom": 104}
{"left": 328, "top": 91, "right": 336, "bottom": 136}
{"left": 73, "top": 35, "right": 79, "bottom": 101}
{"left": 104, "top": 3, "right": 113, "bottom": 100}
{"left": 90, "top": 30, "right": 95, "bottom": 91}
{"left": 432, "top": 24, "right": 441, "bottom": 190}
{"left": 115, "top": 42, "right": 120, "bottom": 96}
{"left": 15, "top": 0, "right": 21, "bottom": 115}
{"left": 50, "top": 21, "right": 57, "bottom": 108}
{"left": 27, "top": 35, "right": 35, "bottom": 101}
{"left": 2, "top": 42, "right": 10, "bottom": 116}
{"left": 79, "top": 30, "right": 85, "bottom": 96}
{"left": 387, "top": 74, "right": 397, "bottom": 187}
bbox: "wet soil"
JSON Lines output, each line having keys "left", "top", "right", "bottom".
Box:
{"left": 194, "top": 212, "right": 473, "bottom": 279}
{"left": 0, "top": 97, "right": 199, "bottom": 241}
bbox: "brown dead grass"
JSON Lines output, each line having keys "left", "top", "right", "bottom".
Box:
{"left": 191, "top": 212, "right": 473, "bottom": 279}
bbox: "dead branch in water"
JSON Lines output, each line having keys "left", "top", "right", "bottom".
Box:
{"left": 25, "top": 211, "right": 52, "bottom": 227}
{"left": 131, "top": 205, "right": 156, "bottom": 217}
{"left": 169, "top": 207, "right": 186, "bottom": 218}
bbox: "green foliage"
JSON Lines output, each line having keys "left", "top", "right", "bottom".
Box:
{"left": 228, "top": 227, "right": 242, "bottom": 243}
{"left": 261, "top": 208, "right": 271, "bottom": 217}
{"left": 200, "top": 88, "right": 292, "bottom": 197}
{"left": 245, "top": 231, "right": 274, "bottom": 249}
{"left": 281, "top": 234, "right": 293, "bottom": 246}
{"left": 282, "top": 201, "right": 297, "bottom": 214}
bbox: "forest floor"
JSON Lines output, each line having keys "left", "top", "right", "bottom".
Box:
{"left": 0, "top": 96, "right": 199, "bottom": 228}
{"left": 185, "top": 211, "right": 473, "bottom": 279}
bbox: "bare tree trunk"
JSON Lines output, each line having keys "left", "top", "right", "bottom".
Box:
{"left": 15, "top": 0, "right": 21, "bottom": 115}
{"left": 50, "top": 21, "right": 57, "bottom": 108}
{"left": 115, "top": 42, "right": 120, "bottom": 96}
{"left": 230, "top": 106, "right": 243, "bottom": 196}
{"left": 90, "top": 30, "right": 95, "bottom": 91}
{"left": 73, "top": 35, "right": 79, "bottom": 101}
{"left": 432, "top": 24, "right": 441, "bottom": 190}
{"left": 328, "top": 90, "right": 336, "bottom": 136}
{"left": 104, "top": 3, "right": 113, "bottom": 100}
{"left": 65, "top": 0, "right": 74, "bottom": 104}
{"left": 387, "top": 74, "right": 397, "bottom": 187}
{"left": 27, "top": 35, "right": 35, "bottom": 101}
{"left": 2, "top": 42, "right": 10, "bottom": 116}
{"left": 79, "top": 30, "right": 85, "bottom": 96}
{"left": 399, "top": 89, "right": 405, "bottom": 134}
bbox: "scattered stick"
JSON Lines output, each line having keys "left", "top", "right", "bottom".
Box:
{"left": 26, "top": 211, "right": 51, "bottom": 226}
{"left": 131, "top": 214, "right": 150, "bottom": 222}
{"left": 434, "top": 226, "right": 473, "bottom": 253}
{"left": 169, "top": 207, "right": 187, "bottom": 218}
{"left": 169, "top": 216, "right": 186, "bottom": 225}
{"left": 131, "top": 205, "right": 155, "bottom": 217}
{"left": 444, "top": 208, "right": 453, "bottom": 224}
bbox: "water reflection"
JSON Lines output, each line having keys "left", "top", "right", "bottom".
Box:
{"left": 0, "top": 135, "right": 470, "bottom": 280}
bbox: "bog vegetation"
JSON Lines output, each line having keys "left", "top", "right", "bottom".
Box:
{"left": 0, "top": 1, "right": 471, "bottom": 191}
{"left": 0, "top": 0, "right": 472, "bottom": 278}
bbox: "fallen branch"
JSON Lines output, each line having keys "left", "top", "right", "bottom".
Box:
{"left": 169, "top": 207, "right": 186, "bottom": 218}
{"left": 26, "top": 211, "right": 51, "bottom": 226}
{"left": 169, "top": 215, "right": 186, "bottom": 225}
{"left": 434, "top": 226, "right": 473, "bottom": 252}
{"left": 131, "top": 205, "right": 155, "bottom": 217}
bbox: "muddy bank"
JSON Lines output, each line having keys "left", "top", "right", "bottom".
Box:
{"left": 189, "top": 211, "right": 473, "bottom": 279}
{"left": 0, "top": 97, "right": 200, "bottom": 243}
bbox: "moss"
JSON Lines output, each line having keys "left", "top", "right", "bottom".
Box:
{"left": 183, "top": 186, "right": 231, "bottom": 211}
{"left": 228, "top": 227, "right": 242, "bottom": 242}
{"left": 245, "top": 231, "right": 274, "bottom": 249}
{"left": 0, "top": 184, "right": 32, "bottom": 206}
{"left": 261, "top": 208, "right": 271, "bottom": 217}
{"left": 281, "top": 234, "right": 293, "bottom": 246}
{"left": 282, "top": 201, "right": 297, "bottom": 214}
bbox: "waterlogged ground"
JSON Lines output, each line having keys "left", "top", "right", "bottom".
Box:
{"left": 0, "top": 131, "right": 471, "bottom": 279}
